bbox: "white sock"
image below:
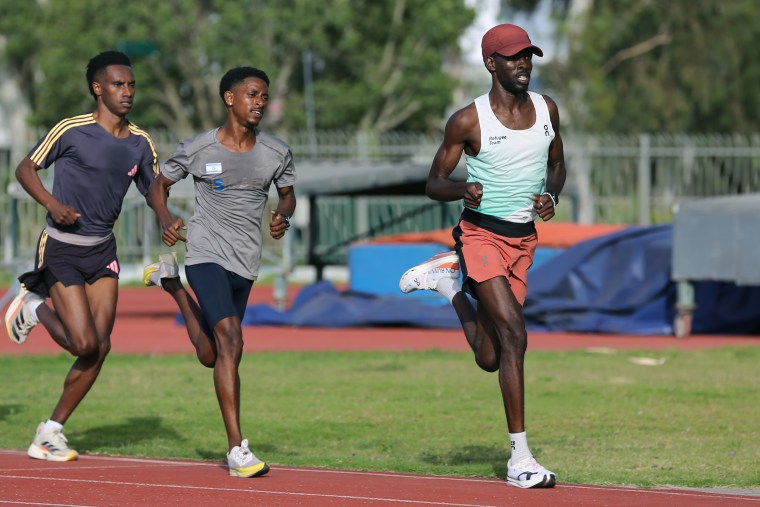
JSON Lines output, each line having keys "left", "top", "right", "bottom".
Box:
{"left": 43, "top": 419, "right": 64, "bottom": 434}
{"left": 435, "top": 277, "right": 461, "bottom": 303}
{"left": 509, "top": 432, "right": 532, "bottom": 464}
{"left": 28, "top": 300, "right": 43, "bottom": 323}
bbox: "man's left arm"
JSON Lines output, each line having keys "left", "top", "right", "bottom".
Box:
{"left": 533, "top": 94, "right": 567, "bottom": 221}
{"left": 545, "top": 95, "right": 566, "bottom": 203}
{"left": 270, "top": 185, "right": 296, "bottom": 240}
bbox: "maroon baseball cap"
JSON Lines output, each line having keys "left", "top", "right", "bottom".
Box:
{"left": 481, "top": 24, "right": 543, "bottom": 59}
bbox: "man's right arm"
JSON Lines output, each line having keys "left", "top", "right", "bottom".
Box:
{"left": 16, "top": 157, "right": 81, "bottom": 226}
{"left": 425, "top": 105, "right": 483, "bottom": 208}
{"left": 147, "top": 173, "right": 186, "bottom": 246}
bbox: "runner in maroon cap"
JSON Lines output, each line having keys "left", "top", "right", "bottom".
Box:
{"left": 399, "top": 23, "right": 565, "bottom": 488}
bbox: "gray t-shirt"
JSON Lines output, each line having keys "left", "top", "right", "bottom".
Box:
{"left": 162, "top": 128, "right": 296, "bottom": 279}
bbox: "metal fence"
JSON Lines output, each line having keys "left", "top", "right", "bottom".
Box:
{"left": 566, "top": 133, "right": 760, "bottom": 225}
{"left": 2, "top": 131, "right": 759, "bottom": 275}
{"left": 287, "top": 130, "right": 440, "bottom": 163}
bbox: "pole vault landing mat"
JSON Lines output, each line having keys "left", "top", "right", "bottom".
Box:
{"left": 0, "top": 451, "right": 757, "bottom": 507}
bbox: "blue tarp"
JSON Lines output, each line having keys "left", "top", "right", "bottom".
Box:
{"left": 244, "top": 281, "right": 460, "bottom": 328}
{"left": 243, "top": 225, "right": 760, "bottom": 335}
{"left": 523, "top": 225, "right": 676, "bottom": 334}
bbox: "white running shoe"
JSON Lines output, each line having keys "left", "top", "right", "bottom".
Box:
{"left": 27, "top": 422, "right": 79, "bottom": 462}
{"left": 143, "top": 252, "right": 179, "bottom": 289}
{"left": 227, "top": 439, "right": 270, "bottom": 478}
{"left": 506, "top": 456, "right": 556, "bottom": 488}
{"left": 398, "top": 252, "right": 460, "bottom": 294}
{"left": 5, "top": 285, "right": 44, "bottom": 345}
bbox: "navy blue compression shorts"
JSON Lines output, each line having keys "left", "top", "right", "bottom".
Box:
{"left": 185, "top": 262, "right": 253, "bottom": 331}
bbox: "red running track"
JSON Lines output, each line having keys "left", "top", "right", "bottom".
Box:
{"left": 2, "top": 287, "right": 759, "bottom": 506}
{"left": 0, "top": 451, "right": 758, "bottom": 507}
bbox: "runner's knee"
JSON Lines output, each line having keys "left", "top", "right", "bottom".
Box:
{"left": 214, "top": 322, "right": 244, "bottom": 359}
{"left": 67, "top": 334, "right": 110, "bottom": 359}
{"left": 68, "top": 339, "right": 98, "bottom": 357}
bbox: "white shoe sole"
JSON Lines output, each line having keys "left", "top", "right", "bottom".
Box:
{"left": 5, "top": 292, "right": 32, "bottom": 345}
{"left": 229, "top": 462, "right": 270, "bottom": 478}
{"left": 507, "top": 472, "right": 556, "bottom": 488}
{"left": 5, "top": 295, "right": 24, "bottom": 343}
{"left": 399, "top": 253, "right": 460, "bottom": 293}
{"left": 27, "top": 442, "right": 78, "bottom": 462}
{"left": 143, "top": 253, "right": 179, "bottom": 288}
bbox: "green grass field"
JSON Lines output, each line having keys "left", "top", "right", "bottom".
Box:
{"left": 1, "top": 347, "right": 758, "bottom": 489}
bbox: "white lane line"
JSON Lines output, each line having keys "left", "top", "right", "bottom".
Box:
{"left": 0, "top": 474, "right": 502, "bottom": 507}
{"left": 560, "top": 483, "right": 760, "bottom": 502}
{"left": 0, "top": 502, "right": 97, "bottom": 507}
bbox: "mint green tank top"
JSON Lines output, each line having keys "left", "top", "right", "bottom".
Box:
{"left": 465, "top": 91, "right": 554, "bottom": 222}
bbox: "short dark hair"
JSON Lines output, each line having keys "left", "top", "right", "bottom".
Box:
{"left": 86, "top": 51, "right": 132, "bottom": 99}
{"left": 219, "top": 67, "right": 270, "bottom": 101}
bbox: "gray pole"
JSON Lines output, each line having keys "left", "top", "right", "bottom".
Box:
{"left": 638, "top": 134, "right": 652, "bottom": 226}
{"left": 302, "top": 50, "right": 317, "bottom": 160}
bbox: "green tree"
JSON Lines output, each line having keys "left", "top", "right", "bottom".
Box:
{"left": 0, "top": 0, "right": 474, "bottom": 137}
{"left": 501, "top": 0, "right": 760, "bottom": 133}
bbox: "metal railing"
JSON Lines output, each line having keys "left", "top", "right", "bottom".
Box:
{"left": 565, "top": 133, "right": 760, "bottom": 224}
{"left": 287, "top": 130, "right": 440, "bottom": 162}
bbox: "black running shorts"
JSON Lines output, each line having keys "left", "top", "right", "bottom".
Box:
{"left": 19, "top": 230, "right": 119, "bottom": 297}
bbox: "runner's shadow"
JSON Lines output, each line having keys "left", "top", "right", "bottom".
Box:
{"left": 0, "top": 404, "right": 23, "bottom": 422}
{"left": 72, "top": 416, "right": 181, "bottom": 451}
{"left": 196, "top": 449, "right": 221, "bottom": 461}
{"left": 191, "top": 452, "right": 227, "bottom": 473}
{"left": 419, "top": 444, "right": 505, "bottom": 476}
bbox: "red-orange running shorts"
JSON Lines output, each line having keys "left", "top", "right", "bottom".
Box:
{"left": 453, "top": 219, "right": 537, "bottom": 305}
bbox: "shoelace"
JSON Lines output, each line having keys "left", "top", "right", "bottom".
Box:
{"left": 230, "top": 439, "right": 252, "bottom": 463}
{"left": 48, "top": 430, "right": 69, "bottom": 450}
{"left": 513, "top": 457, "right": 544, "bottom": 472}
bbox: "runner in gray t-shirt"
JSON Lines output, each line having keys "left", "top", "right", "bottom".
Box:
{"left": 162, "top": 126, "right": 295, "bottom": 280}
{"left": 145, "top": 67, "right": 296, "bottom": 479}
